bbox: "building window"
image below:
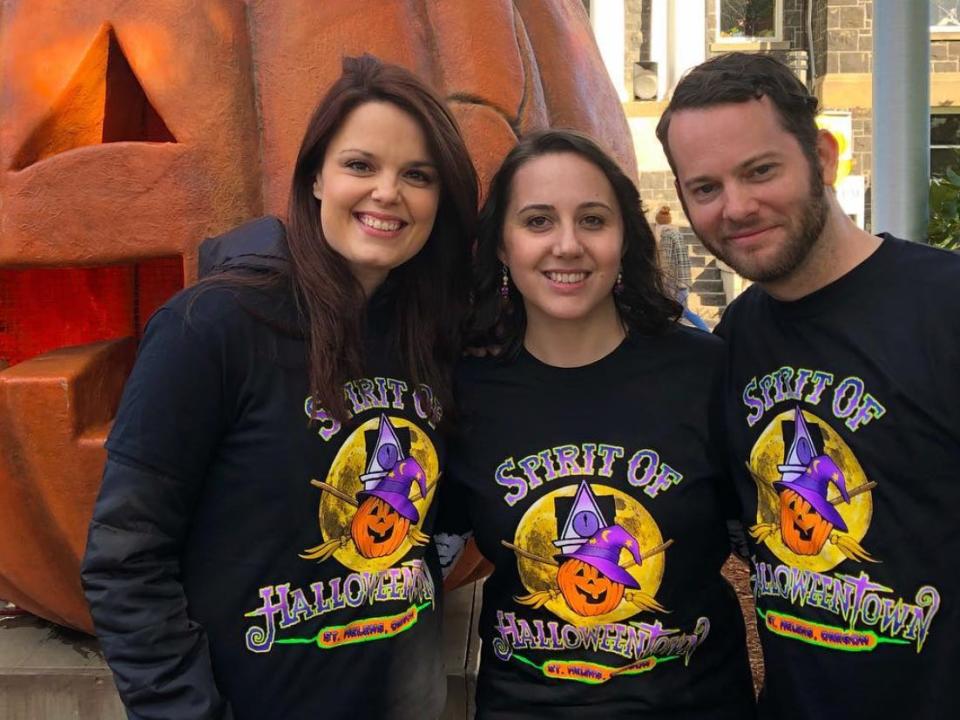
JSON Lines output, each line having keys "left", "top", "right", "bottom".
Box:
{"left": 931, "top": 111, "right": 960, "bottom": 176}
{"left": 931, "top": 1, "right": 960, "bottom": 33}
{"left": 716, "top": 0, "right": 782, "bottom": 42}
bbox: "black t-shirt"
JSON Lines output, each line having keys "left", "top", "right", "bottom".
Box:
{"left": 439, "top": 330, "right": 756, "bottom": 719}
{"left": 103, "top": 282, "right": 447, "bottom": 719}
{"left": 715, "top": 235, "right": 960, "bottom": 720}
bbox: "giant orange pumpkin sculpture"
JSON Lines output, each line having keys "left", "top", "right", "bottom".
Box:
{"left": 0, "top": 0, "right": 635, "bottom": 632}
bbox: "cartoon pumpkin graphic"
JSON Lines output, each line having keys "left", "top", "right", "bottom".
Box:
{"left": 556, "top": 560, "right": 624, "bottom": 615}
{"left": 351, "top": 459, "right": 426, "bottom": 559}
{"left": 351, "top": 497, "right": 410, "bottom": 559}
{"left": 753, "top": 454, "right": 874, "bottom": 562}
{"left": 749, "top": 408, "right": 877, "bottom": 562}
{"left": 775, "top": 456, "right": 849, "bottom": 555}
{"left": 304, "top": 455, "right": 431, "bottom": 562}
{"left": 555, "top": 525, "right": 641, "bottom": 617}
{"left": 505, "top": 482, "right": 670, "bottom": 618}
{"left": 509, "top": 523, "right": 668, "bottom": 617}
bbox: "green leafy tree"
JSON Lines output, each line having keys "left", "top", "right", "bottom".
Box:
{"left": 929, "top": 159, "right": 960, "bottom": 250}
{"left": 720, "top": 0, "right": 776, "bottom": 38}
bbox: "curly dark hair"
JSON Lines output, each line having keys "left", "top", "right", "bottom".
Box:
{"left": 656, "top": 52, "right": 821, "bottom": 175}
{"left": 468, "top": 129, "right": 681, "bottom": 357}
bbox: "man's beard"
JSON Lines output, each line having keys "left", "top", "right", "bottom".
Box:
{"left": 700, "top": 167, "right": 829, "bottom": 284}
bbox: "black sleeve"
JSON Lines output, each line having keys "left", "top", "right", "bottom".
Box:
{"left": 81, "top": 304, "right": 233, "bottom": 720}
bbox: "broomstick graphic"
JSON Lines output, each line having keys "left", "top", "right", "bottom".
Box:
{"left": 747, "top": 460, "right": 879, "bottom": 563}
{"left": 503, "top": 534, "right": 674, "bottom": 615}
{"left": 300, "top": 463, "right": 436, "bottom": 561}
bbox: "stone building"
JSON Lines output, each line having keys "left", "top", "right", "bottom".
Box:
{"left": 588, "top": 0, "right": 960, "bottom": 232}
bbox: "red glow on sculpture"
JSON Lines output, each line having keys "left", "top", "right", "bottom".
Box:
{"left": 0, "top": 257, "right": 183, "bottom": 368}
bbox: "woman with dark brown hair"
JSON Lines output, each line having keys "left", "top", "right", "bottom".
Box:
{"left": 82, "top": 55, "right": 477, "bottom": 720}
{"left": 437, "top": 130, "right": 755, "bottom": 718}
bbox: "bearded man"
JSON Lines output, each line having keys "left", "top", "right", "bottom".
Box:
{"left": 657, "top": 52, "right": 960, "bottom": 720}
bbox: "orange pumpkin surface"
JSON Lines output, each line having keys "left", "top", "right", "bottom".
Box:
{"left": 556, "top": 558, "right": 625, "bottom": 617}
{"left": 351, "top": 496, "right": 411, "bottom": 559}
{"left": 779, "top": 488, "right": 834, "bottom": 555}
{"left": 0, "top": 0, "right": 635, "bottom": 632}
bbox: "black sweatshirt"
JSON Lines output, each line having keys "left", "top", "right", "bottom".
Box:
{"left": 82, "top": 219, "right": 446, "bottom": 720}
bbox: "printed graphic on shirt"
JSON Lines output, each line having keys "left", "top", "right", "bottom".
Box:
{"left": 748, "top": 406, "right": 875, "bottom": 572}
{"left": 243, "top": 392, "right": 439, "bottom": 655}
{"left": 509, "top": 480, "right": 669, "bottom": 626}
{"left": 494, "top": 479, "right": 711, "bottom": 683}
{"left": 301, "top": 412, "right": 438, "bottom": 571}
{"left": 745, "top": 402, "right": 941, "bottom": 653}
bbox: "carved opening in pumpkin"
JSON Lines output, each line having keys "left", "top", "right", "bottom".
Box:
{"left": 12, "top": 23, "right": 176, "bottom": 171}
{"left": 0, "top": 257, "right": 184, "bottom": 368}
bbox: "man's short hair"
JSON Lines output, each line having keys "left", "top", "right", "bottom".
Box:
{"left": 656, "top": 53, "right": 821, "bottom": 175}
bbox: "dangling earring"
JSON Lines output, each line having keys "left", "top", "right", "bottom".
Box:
{"left": 500, "top": 264, "right": 511, "bottom": 299}
{"left": 614, "top": 270, "right": 624, "bottom": 295}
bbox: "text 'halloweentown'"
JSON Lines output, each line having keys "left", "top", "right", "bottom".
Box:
{"left": 744, "top": 366, "right": 939, "bottom": 654}
{"left": 243, "top": 377, "right": 441, "bottom": 654}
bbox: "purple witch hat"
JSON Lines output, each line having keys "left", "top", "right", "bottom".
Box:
{"left": 774, "top": 455, "right": 850, "bottom": 531}
{"left": 357, "top": 456, "right": 428, "bottom": 522}
{"left": 567, "top": 524, "right": 642, "bottom": 588}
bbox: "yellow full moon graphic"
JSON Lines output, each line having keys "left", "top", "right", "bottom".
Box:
{"left": 317, "top": 416, "right": 438, "bottom": 573}
{"left": 514, "top": 484, "right": 665, "bottom": 626}
{"left": 751, "top": 409, "right": 873, "bottom": 572}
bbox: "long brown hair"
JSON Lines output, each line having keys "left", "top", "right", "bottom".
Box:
{"left": 288, "top": 55, "right": 477, "bottom": 422}
{"left": 469, "top": 130, "right": 680, "bottom": 357}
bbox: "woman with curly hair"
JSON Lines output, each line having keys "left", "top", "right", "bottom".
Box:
{"left": 438, "top": 130, "right": 755, "bottom": 719}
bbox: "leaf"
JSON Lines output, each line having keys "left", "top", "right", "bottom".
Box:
{"left": 929, "top": 174, "right": 960, "bottom": 249}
